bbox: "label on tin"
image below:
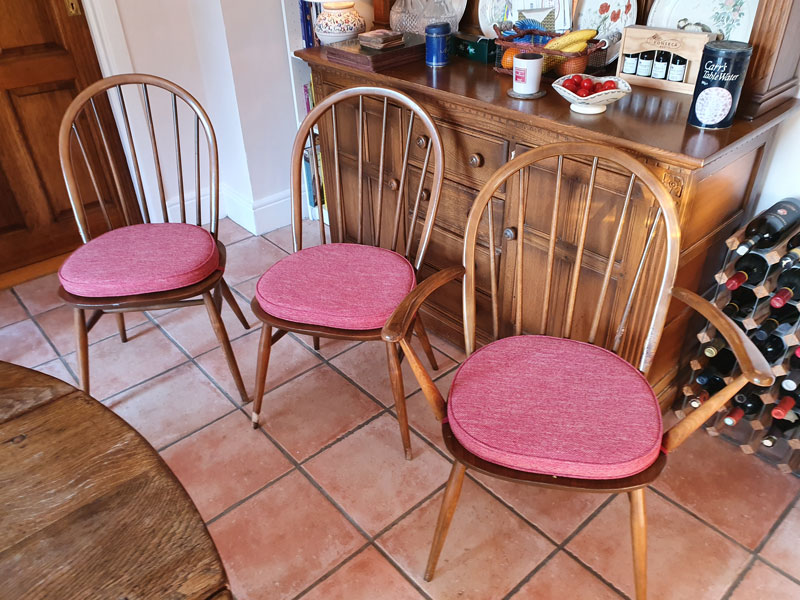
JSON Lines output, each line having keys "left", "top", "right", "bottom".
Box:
{"left": 514, "top": 67, "right": 527, "bottom": 83}
{"left": 694, "top": 87, "right": 733, "bottom": 125}
{"left": 700, "top": 59, "right": 743, "bottom": 82}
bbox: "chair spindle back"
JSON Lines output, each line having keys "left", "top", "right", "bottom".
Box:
{"left": 463, "top": 142, "right": 681, "bottom": 374}
{"left": 290, "top": 86, "right": 445, "bottom": 271}
{"left": 58, "top": 74, "right": 219, "bottom": 242}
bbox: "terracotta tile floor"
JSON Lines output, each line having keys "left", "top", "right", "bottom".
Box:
{"left": 2, "top": 218, "right": 800, "bottom": 600}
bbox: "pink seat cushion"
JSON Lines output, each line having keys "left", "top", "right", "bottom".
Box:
{"left": 59, "top": 223, "right": 219, "bottom": 298}
{"left": 447, "top": 335, "right": 663, "bottom": 480}
{"left": 255, "top": 243, "right": 416, "bottom": 330}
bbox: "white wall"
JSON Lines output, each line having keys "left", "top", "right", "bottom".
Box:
{"left": 757, "top": 106, "right": 800, "bottom": 209}
{"left": 85, "top": 0, "right": 298, "bottom": 234}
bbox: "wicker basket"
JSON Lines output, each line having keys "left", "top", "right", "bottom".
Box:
{"left": 493, "top": 26, "right": 608, "bottom": 78}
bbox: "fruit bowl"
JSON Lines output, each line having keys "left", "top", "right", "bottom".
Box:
{"left": 552, "top": 74, "right": 631, "bottom": 114}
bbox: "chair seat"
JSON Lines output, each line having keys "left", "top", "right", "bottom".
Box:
{"left": 58, "top": 223, "right": 220, "bottom": 298}
{"left": 255, "top": 243, "right": 416, "bottom": 330}
{"left": 447, "top": 335, "right": 663, "bottom": 480}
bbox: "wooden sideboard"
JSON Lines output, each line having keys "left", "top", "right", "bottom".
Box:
{"left": 297, "top": 47, "right": 799, "bottom": 410}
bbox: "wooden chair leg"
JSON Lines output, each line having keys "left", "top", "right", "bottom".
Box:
{"left": 386, "top": 341, "right": 412, "bottom": 460}
{"left": 413, "top": 314, "right": 438, "bottom": 371}
{"left": 74, "top": 307, "right": 89, "bottom": 394}
{"left": 312, "top": 336, "right": 320, "bottom": 351}
{"left": 629, "top": 487, "right": 647, "bottom": 600}
{"left": 202, "top": 290, "right": 248, "bottom": 404}
{"left": 251, "top": 324, "right": 273, "bottom": 429}
{"left": 220, "top": 278, "right": 250, "bottom": 329}
{"left": 425, "top": 461, "right": 467, "bottom": 581}
{"left": 115, "top": 313, "right": 128, "bottom": 343}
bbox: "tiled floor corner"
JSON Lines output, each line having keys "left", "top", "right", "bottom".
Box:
{"left": 3, "top": 218, "right": 799, "bottom": 600}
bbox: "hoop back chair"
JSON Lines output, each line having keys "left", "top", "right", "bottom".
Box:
{"left": 250, "top": 86, "right": 445, "bottom": 459}
{"left": 382, "top": 142, "right": 773, "bottom": 598}
{"left": 57, "top": 74, "right": 249, "bottom": 401}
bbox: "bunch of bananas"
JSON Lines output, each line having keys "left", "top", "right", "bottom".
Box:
{"left": 544, "top": 29, "right": 597, "bottom": 54}
{"left": 543, "top": 29, "right": 597, "bottom": 71}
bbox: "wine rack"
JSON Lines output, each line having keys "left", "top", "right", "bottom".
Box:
{"left": 674, "top": 202, "right": 800, "bottom": 476}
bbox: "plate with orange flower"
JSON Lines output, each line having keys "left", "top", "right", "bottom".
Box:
{"left": 574, "top": 0, "right": 637, "bottom": 63}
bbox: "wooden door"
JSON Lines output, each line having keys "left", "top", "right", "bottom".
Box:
{"left": 0, "top": 0, "right": 132, "bottom": 272}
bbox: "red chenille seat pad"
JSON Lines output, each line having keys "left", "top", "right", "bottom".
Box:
{"left": 447, "top": 335, "right": 663, "bottom": 480}
{"left": 255, "top": 243, "right": 416, "bottom": 330}
{"left": 59, "top": 223, "right": 219, "bottom": 298}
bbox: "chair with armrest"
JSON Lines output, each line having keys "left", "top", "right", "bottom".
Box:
{"left": 57, "top": 74, "right": 250, "bottom": 401}
{"left": 382, "top": 141, "right": 772, "bottom": 599}
{"left": 249, "top": 86, "right": 445, "bottom": 459}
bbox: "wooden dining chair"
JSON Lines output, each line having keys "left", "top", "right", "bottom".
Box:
{"left": 249, "top": 86, "right": 445, "bottom": 459}
{"left": 381, "top": 142, "right": 773, "bottom": 598}
{"left": 57, "top": 74, "right": 249, "bottom": 402}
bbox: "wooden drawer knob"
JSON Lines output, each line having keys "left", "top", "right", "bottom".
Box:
{"left": 387, "top": 178, "right": 400, "bottom": 191}
{"left": 503, "top": 227, "right": 517, "bottom": 240}
{"left": 416, "top": 135, "right": 429, "bottom": 148}
{"left": 469, "top": 153, "right": 484, "bottom": 168}
{"left": 420, "top": 189, "right": 429, "bottom": 201}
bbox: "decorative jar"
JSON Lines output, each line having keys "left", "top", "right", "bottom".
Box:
{"left": 314, "top": 2, "right": 366, "bottom": 45}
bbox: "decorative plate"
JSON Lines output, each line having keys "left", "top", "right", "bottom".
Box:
{"left": 647, "top": 0, "right": 758, "bottom": 42}
{"left": 478, "top": 0, "right": 514, "bottom": 38}
{"left": 574, "top": 0, "right": 637, "bottom": 63}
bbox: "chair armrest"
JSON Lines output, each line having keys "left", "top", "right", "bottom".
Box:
{"left": 381, "top": 266, "right": 465, "bottom": 343}
{"left": 662, "top": 287, "right": 775, "bottom": 453}
{"left": 670, "top": 287, "right": 773, "bottom": 387}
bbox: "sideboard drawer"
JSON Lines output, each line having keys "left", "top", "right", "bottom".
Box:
{"left": 408, "top": 118, "right": 509, "bottom": 191}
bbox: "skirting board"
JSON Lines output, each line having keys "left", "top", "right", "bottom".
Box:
{"left": 222, "top": 184, "right": 296, "bottom": 235}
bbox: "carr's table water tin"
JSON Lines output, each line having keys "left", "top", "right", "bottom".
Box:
{"left": 425, "top": 22, "right": 450, "bottom": 67}
{"left": 688, "top": 40, "right": 752, "bottom": 130}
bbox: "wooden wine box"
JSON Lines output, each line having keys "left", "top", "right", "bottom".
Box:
{"left": 615, "top": 26, "right": 717, "bottom": 95}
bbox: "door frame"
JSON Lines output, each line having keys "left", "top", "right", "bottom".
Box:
{"left": 82, "top": 0, "right": 133, "bottom": 76}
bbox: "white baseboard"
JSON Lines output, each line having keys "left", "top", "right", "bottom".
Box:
{"left": 222, "top": 184, "right": 293, "bottom": 235}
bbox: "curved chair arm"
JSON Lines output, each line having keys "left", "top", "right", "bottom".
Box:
{"left": 381, "top": 266, "right": 465, "bottom": 343}
{"left": 670, "top": 287, "right": 773, "bottom": 387}
{"left": 662, "top": 287, "right": 775, "bottom": 453}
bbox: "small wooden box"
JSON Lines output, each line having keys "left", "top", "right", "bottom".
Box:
{"left": 615, "top": 25, "right": 717, "bottom": 95}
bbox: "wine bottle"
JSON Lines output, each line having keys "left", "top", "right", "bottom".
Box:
{"left": 772, "top": 392, "right": 799, "bottom": 418}
{"left": 750, "top": 304, "right": 799, "bottom": 342}
{"left": 722, "top": 288, "right": 757, "bottom": 318}
{"left": 770, "top": 268, "right": 800, "bottom": 308}
{"left": 735, "top": 198, "right": 800, "bottom": 256}
{"left": 725, "top": 253, "right": 770, "bottom": 290}
{"left": 753, "top": 334, "right": 787, "bottom": 363}
{"left": 688, "top": 377, "right": 725, "bottom": 408}
{"left": 762, "top": 412, "right": 799, "bottom": 447}
{"left": 791, "top": 346, "right": 800, "bottom": 370}
{"left": 779, "top": 231, "right": 800, "bottom": 269}
{"left": 780, "top": 372, "right": 800, "bottom": 393}
{"left": 724, "top": 392, "right": 764, "bottom": 425}
{"left": 701, "top": 337, "right": 727, "bottom": 358}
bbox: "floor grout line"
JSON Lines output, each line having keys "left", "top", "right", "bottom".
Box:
{"left": 10, "top": 259, "right": 800, "bottom": 600}
{"left": 720, "top": 555, "right": 758, "bottom": 600}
